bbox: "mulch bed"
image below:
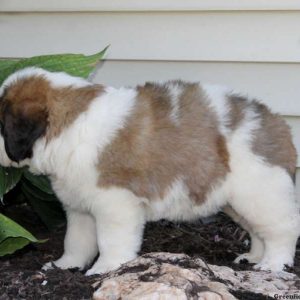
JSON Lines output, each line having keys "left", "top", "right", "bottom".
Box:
{"left": 1, "top": 205, "right": 299, "bottom": 299}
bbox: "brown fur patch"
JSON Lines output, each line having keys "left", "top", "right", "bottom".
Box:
{"left": 1, "top": 76, "right": 50, "bottom": 124}
{"left": 46, "top": 84, "right": 104, "bottom": 139}
{"left": 216, "top": 134, "right": 230, "bottom": 170}
{"left": 227, "top": 94, "right": 297, "bottom": 179}
{"left": 0, "top": 75, "right": 104, "bottom": 140}
{"left": 251, "top": 101, "right": 297, "bottom": 179}
{"left": 98, "top": 81, "right": 230, "bottom": 203}
{"left": 226, "top": 95, "right": 248, "bottom": 130}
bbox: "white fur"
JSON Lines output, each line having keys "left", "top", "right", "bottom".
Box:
{"left": 0, "top": 68, "right": 299, "bottom": 275}
{"left": 146, "top": 178, "right": 195, "bottom": 222}
{"left": 85, "top": 188, "right": 145, "bottom": 275}
{"left": 202, "top": 83, "right": 232, "bottom": 135}
{"left": 167, "top": 82, "right": 182, "bottom": 125}
{"left": 223, "top": 206, "right": 265, "bottom": 264}
{"left": 146, "top": 177, "right": 228, "bottom": 222}
{"left": 43, "top": 210, "right": 98, "bottom": 271}
{"left": 0, "top": 138, "right": 12, "bottom": 167}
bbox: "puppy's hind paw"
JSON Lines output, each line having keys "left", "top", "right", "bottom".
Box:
{"left": 253, "top": 256, "right": 293, "bottom": 272}
{"left": 234, "top": 252, "right": 261, "bottom": 264}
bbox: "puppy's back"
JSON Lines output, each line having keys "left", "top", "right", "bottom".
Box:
{"left": 98, "top": 80, "right": 230, "bottom": 203}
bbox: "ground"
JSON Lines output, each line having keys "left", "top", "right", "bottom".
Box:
{"left": 1, "top": 205, "right": 299, "bottom": 299}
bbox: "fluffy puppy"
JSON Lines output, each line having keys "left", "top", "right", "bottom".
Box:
{"left": 0, "top": 67, "right": 299, "bottom": 275}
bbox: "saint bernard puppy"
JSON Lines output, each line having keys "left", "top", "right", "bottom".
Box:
{"left": 0, "top": 67, "right": 299, "bottom": 275}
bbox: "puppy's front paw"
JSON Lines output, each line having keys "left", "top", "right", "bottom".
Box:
{"left": 85, "top": 257, "right": 130, "bottom": 276}
{"left": 43, "top": 255, "right": 86, "bottom": 271}
{"left": 85, "top": 266, "right": 104, "bottom": 276}
{"left": 85, "top": 262, "right": 118, "bottom": 276}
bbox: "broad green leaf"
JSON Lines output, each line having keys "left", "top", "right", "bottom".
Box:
{"left": 21, "top": 180, "right": 65, "bottom": 230}
{"left": 0, "top": 58, "right": 20, "bottom": 69}
{"left": 0, "top": 213, "right": 44, "bottom": 256}
{"left": 0, "top": 46, "right": 108, "bottom": 85}
{"left": 23, "top": 170, "right": 54, "bottom": 195}
{"left": 0, "top": 167, "right": 23, "bottom": 200}
{"left": 0, "top": 213, "right": 37, "bottom": 242}
{"left": 21, "top": 177, "right": 56, "bottom": 202}
{"left": 0, "top": 237, "right": 30, "bottom": 256}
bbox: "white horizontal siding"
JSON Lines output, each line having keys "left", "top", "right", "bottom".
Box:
{"left": 2, "top": 0, "right": 300, "bottom": 12}
{"left": 0, "top": 12, "right": 300, "bottom": 63}
{"left": 94, "top": 60, "right": 300, "bottom": 117}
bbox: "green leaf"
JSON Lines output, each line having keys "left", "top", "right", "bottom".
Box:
{"left": 21, "top": 180, "right": 65, "bottom": 230}
{"left": 0, "top": 237, "right": 30, "bottom": 256}
{"left": 23, "top": 170, "right": 54, "bottom": 195}
{"left": 0, "top": 58, "right": 20, "bottom": 69}
{"left": 21, "top": 177, "right": 56, "bottom": 202}
{"left": 0, "top": 46, "right": 108, "bottom": 85}
{"left": 0, "top": 167, "right": 23, "bottom": 200}
{"left": 0, "top": 213, "right": 44, "bottom": 256}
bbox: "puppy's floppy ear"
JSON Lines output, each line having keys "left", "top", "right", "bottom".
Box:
{"left": 2, "top": 103, "right": 47, "bottom": 162}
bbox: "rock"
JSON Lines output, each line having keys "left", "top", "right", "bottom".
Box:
{"left": 93, "top": 252, "right": 300, "bottom": 300}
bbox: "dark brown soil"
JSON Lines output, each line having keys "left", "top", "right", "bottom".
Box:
{"left": 1, "top": 205, "right": 299, "bottom": 299}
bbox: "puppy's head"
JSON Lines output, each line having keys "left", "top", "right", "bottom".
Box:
{"left": 0, "top": 67, "right": 99, "bottom": 167}
{"left": 0, "top": 70, "right": 49, "bottom": 165}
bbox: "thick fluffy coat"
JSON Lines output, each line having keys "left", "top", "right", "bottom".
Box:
{"left": 0, "top": 67, "right": 299, "bottom": 274}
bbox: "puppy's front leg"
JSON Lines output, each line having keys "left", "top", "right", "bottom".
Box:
{"left": 43, "top": 209, "right": 98, "bottom": 271}
{"left": 86, "top": 188, "right": 145, "bottom": 276}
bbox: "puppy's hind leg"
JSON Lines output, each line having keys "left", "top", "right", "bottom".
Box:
{"left": 253, "top": 195, "right": 300, "bottom": 272}
{"left": 229, "top": 167, "right": 300, "bottom": 272}
{"left": 43, "top": 209, "right": 98, "bottom": 271}
{"left": 223, "top": 205, "right": 264, "bottom": 264}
